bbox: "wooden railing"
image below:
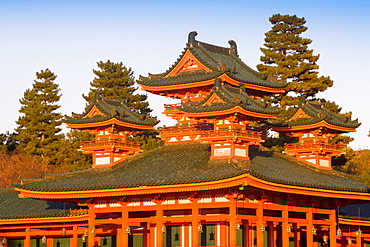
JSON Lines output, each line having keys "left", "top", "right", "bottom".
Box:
{"left": 82, "top": 140, "right": 141, "bottom": 148}
{"left": 163, "top": 103, "right": 182, "bottom": 110}
{"left": 200, "top": 129, "right": 261, "bottom": 139}
{"left": 285, "top": 142, "right": 343, "bottom": 151}
{"left": 159, "top": 126, "right": 198, "bottom": 133}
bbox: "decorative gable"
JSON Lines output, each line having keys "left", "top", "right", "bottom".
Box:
{"left": 291, "top": 108, "right": 311, "bottom": 120}
{"left": 203, "top": 93, "right": 226, "bottom": 105}
{"left": 166, "top": 50, "right": 211, "bottom": 77}
{"left": 84, "top": 105, "right": 104, "bottom": 118}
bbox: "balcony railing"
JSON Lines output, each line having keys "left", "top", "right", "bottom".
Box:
{"left": 200, "top": 129, "right": 262, "bottom": 139}
{"left": 285, "top": 142, "right": 343, "bottom": 151}
{"left": 82, "top": 140, "right": 141, "bottom": 149}
{"left": 159, "top": 126, "right": 199, "bottom": 134}
{"left": 163, "top": 103, "right": 182, "bottom": 110}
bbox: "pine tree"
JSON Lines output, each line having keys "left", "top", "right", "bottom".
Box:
{"left": 257, "top": 14, "right": 333, "bottom": 107}
{"left": 85, "top": 60, "right": 163, "bottom": 151}
{"left": 15, "top": 69, "right": 63, "bottom": 161}
{"left": 52, "top": 130, "right": 93, "bottom": 172}
{"left": 85, "top": 60, "right": 151, "bottom": 114}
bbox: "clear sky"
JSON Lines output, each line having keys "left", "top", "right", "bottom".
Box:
{"left": 1, "top": 0, "right": 369, "bottom": 149}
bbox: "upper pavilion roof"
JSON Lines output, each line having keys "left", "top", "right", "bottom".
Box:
{"left": 270, "top": 101, "right": 361, "bottom": 132}
{"left": 178, "top": 79, "right": 279, "bottom": 118}
{"left": 64, "top": 93, "right": 159, "bottom": 129}
{"left": 138, "top": 31, "right": 286, "bottom": 95}
{"left": 13, "top": 143, "right": 369, "bottom": 197}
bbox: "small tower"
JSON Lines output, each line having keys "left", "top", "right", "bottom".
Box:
{"left": 65, "top": 93, "right": 159, "bottom": 168}
{"left": 160, "top": 79, "right": 279, "bottom": 160}
{"left": 270, "top": 101, "right": 360, "bottom": 169}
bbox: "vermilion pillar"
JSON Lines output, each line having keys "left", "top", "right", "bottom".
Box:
{"left": 88, "top": 206, "right": 96, "bottom": 247}
{"left": 229, "top": 196, "right": 237, "bottom": 247}
{"left": 71, "top": 226, "right": 78, "bottom": 247}
{"left": 282, "top": 204, "right": 289, "bottom": 247}
{"left": 220, "top": 222, "right": 227, "bottom": 247}
{"left": 142, "top": 222, "right": 148, "bottom": 247}
{"left": 190, "top": 198, "right": 200, "bottom": 247}
{"left": 24, "top": 228, "right": 30, "bottom": 247}
{"left": 307, "top": 207, "right": 314, "bottom": 247}
{"left": 154, "top": 200, "right": 163, "bottom": 247}
{"left": 184, "top": 224, "right": 190, "bottom": 247}
{"left": 257, "top": 200, "right": 264, "bottom": 247}
{"left": 120, "top": 202, "right": 129, "bottom": 247}
{"left": 356, "top": 234, "right": 362, "bottom": 247}
{"left": 329, "top": 210, "right": 337, "bottom": 247}
{"left": 46, "top": 237, "right": 53, "bottom": 247}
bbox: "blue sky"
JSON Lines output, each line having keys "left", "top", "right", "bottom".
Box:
{"left": 1, "top": 0, "right": 369, "bottom": 149}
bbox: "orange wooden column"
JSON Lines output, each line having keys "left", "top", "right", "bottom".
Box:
{"left": 229, "top": 196, "right": 237, "bottom": 247}
{"left": 329, "top": 210, "right": 337, "bottom": 247}
{"left": 71, "top": 226, "right": 78, "bottom": 247}
{"left": 190, "top": 197, "right": 200, "bottom": 247}
{"left": 307, "top": 207, "right": 314, "bottom": 247}
{"left": 242, "top": 222, "right": 248, "bottom": 247}
{"left": 117, "top": 228, "right": 123, "bottom": 247}
{"left": 220, "top": 222, "right": 227, "bottom": 247}
{"left": 256, "top": 199, "right": 264, "bottom": 247}
{"left": 88, "top": 205, "right": 96, "bottom": 247}
{"left": 282, "top": 204, "right": 289, "bottom": 247}
{"left": 273, "top": 223, "right": 278, "bottom": 247}
{"left": 46, "top": 237, "right": 53, "bottom": 247}
{"left": 356, "top": 233, "right": 362, "bottom": 247}
{"left": 149, "top": 224, "right": 155, "bottom": 247}
{"left": 183, "top": 224, "right": 189, "bottom": 247}
{"left": 247, "top": 223, "right": 253, "bottom": 247}
{"left": 294, "top": 224, "right": 299, "bottom": 247}
{"left": 24, "top": 228, "right": 30, "bottom": 247}
{"left": 154, "top": 200, "right": 164, "bottom": 247}
{"left": 119, "top": 202, "right": 129, "bottom": 247}
{"left": 141, "top": 222, "right": 148, "bottom": 247}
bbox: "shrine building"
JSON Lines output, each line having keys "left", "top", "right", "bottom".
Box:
{"left": 1, "top": 31, "right": 370, "bottom": 247}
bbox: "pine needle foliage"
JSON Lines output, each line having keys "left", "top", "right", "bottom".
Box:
{"left": 15, "top": 69, "right": 63, "bottom": 162}
{"left": 85, "top": 60, "right": 151, "bottom": 114}
{"left": 84, "top": 60, "right": 163, "bottom": 151}
{"left": 257, "top": 14, "right": 333, "bottom": 107}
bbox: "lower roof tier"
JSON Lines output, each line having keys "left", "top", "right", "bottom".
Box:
{"left": 0, "top": 188, "right": 83, "bottom": 220}
{"left": 14, "top": 143, "right": 369, "bottom": 199}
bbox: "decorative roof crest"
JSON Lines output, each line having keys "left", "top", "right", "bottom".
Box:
{"left": 228, "top": 40, "right": 238, "bottom": 56}
{"left": 187, "top": 31, "right": 198, "bottom": 46}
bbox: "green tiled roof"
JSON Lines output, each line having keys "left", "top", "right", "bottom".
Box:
{"left": 270, "top": 101, "right": 361, "bottom": 130}
{"left": 138, "top": 32, "right": 286, "bottom": 90}
{"left": 179, "top": 80, "right": 279, "bottom": 116}
{"left": 65, "top": 93, "right": 159, "bottom": 127}
{"left": 0, "top": 188, "right": 85, "bottom": 220}
{"left": 14, "top": 143, "right": 369, "bottom": 194}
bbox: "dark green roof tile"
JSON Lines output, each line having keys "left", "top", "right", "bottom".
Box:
{"left": 14, "top": 143, "right": 369, "bottom": 194}
{"left": 179, "top": 83, "right": 279, "bottom": 116}
{"left": 138, "top": 33, "right": 286, "bottom": 90}
{"left": 65, "top": 94, "right": 159, "bottom": 127}
{"left": 0, "top": 188, "right": 85, "bottom": 220}
{"left": 270, "top": 102, "right": 361, "bottom": 130}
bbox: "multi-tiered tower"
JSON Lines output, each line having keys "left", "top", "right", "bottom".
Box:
{"left": 270, "top": 100, "right": 360, "bottom": 169}
{"left": 139, "top": 31, "right": 284, "bottom": 160}
{"left": 65, "top": 93, "right": 158, "bottom": 168}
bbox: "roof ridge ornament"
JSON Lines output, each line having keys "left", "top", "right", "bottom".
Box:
{"left": 228, "top": 40, "right": 238, "bottom": 56}
{"left": 214, "top": 78, "right": 221, "bottom": 88}
{"left": 187, "top": 31, "right": 198, "bottom": 47}
{"left": 95, "top": 92, "right": 102, "bottom": 102}
{"left": 239, "top": 82, "right": 245, "bottom": 93}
